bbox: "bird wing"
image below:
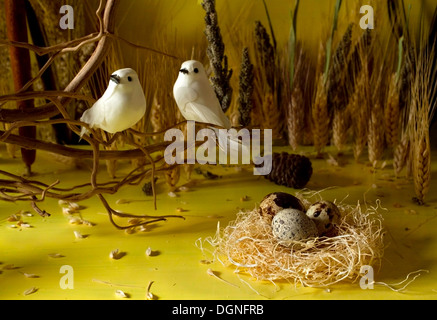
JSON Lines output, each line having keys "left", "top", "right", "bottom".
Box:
{"left": 174, "top": 86, "right": 198, "bottom": 113}
{"left": 80, "top": 98, "right": 107, "bottom": 130}
{"left": 174, "top": 86, "right": 231, "bottom": 129}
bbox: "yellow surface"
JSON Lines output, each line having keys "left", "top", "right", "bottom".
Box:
{"left": 1, "top": 143, "right": 437, "bottom": 300}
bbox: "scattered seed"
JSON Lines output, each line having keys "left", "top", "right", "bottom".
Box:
{"left": 176, "top": 207, "right": 185, "bottom": 213}
{"left": 2, "top": 264, "right": 17, "bottom": 270}
{"left": 110, "top": 249, "right": 119, "bottom": 259}
{"left": 8, "top": 225, "right": 17, "bottom": 229}
{"left": 7, "top": 214, "right": 19, "bottom": 222}
{"left": 74, "top": 231, "right": 85, "bottom": 239}
{"left": 393, "top": 203, "right": 403, "bottom": 208}
{"left": 405, "top": 209, "right": 418, "bottom": 215}
{"left": 199, "top": 259, "right": 213, "bottom": 265}
{"left": 116, "top": 199, "right": 130, "bottom": 205}
{"left": 81, "top": 219, "right": 95, "bottom": 227}
{"left": 23, "top": 212, "right": 33, "bottom": 217}
{"left": 68, "top": 217, "right": 82, "bottom": 225}
{"left": 128, "top": 218, "right": 141, "bottom": 225}
{"left": 20, "top": 223, "right": 32, "bottom": 229}
{"left": 240, "top": 195, "right": 249, "bottom": 202}
{"left": 23, "top": 287, "right": 38, "bottom": 296}
{"left": 69, "top": 202, "right": 80, "bottom": 210}
{"left": 22, "top": 272, "right": 39, "bottom": 278}
{"left": 145, "top": 247, "right": 154, "bottom": 257}
{"left": 115, "top": 289, "right": 129, "bottom": 298}
{"left": 168, "top": 191, "right": 177, "bottom": 198}
{"left": 138, "top": 225, "right": 148, "bottom": 232}
{"left": 124, "top": 227, "right": 136, "bottom": 235}
{"left": 62, "top": 207, "right": 73, "bottom": 215}
{"left": 48, "top": 253, "right": 64, "bottom": 258}
{"left": 178, "top": 186, "right": 189, "bottom": 192}
{"left": 109, "top": 249, "right": 125, "bottom": 260}
{"left": 146, "top": 281, "right": 156, "bottom": 300}
{"left": 58, "top": 200, "right": 69, "bottom": 206}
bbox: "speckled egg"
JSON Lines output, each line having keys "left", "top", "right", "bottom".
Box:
{"left": 271, "top": 209, "right": 318, "bottom": 242}
{"left": 259, "top": 192, "right": 305, "bottom": 221}
{"left": 306, "top": 201, "right": 341, "bottom": 236}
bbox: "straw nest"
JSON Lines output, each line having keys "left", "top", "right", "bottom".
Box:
{"left": 198, "top": 195, "right": 385, "bottom": 288}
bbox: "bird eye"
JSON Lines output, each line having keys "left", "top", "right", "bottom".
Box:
{"left": 127, "top": 76, "right": 133, "bottom": 82}
{"left": 194, "top": 68, "right": 199, "bottom": 73}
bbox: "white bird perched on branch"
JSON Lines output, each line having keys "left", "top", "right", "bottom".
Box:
{"left": 173, "top": 60, "right": 247, "bottom": 158}
{"left": 80, "top": 68, "right": 147, "bottom": 138}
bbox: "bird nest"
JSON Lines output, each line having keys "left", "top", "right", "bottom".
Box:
{"left": 198, "top": 195, "right": 386, "bottom": 288}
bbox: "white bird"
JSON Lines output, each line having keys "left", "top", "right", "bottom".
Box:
{"left": 80, "top": 68, "right": 147, "bottom": 138}
{"left": 173, "top": 60, "right": 251, "bottom": 162}
{"left": 173, "top": 60, "right": 231, "bottom": 130}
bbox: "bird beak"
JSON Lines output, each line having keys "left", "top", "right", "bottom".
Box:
{"left": 179, "top": 68, "right": 189, "bottom": 75}
{"left": 110, "top": 74, "right": 121, "bottom": 84}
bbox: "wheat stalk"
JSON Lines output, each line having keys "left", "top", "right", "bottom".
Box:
{"left": 384, "top": 73, "right": 400, "bottom": 149}
{"left": 351, "top": 71, "right": 369, "bottom": 161}
{"left": 312, "top": 74, "right": 329, "bottom": 155}
{"left": 409, "top": 44, "right": 435, "bottom": 204}
{"left": 412, "top": 134, "right": 430, "bottom": 204}
{"left": 165, "top": 166, "right": 181, "bottom": 191}
{"left": 393, "top": 132, "right": 410, "bottom": 177}
{"left": 332, "top": 107, "right": 350, "bottom": 154}
{"left": 368, "top": 102, "right": 385, "bottom": 167}
{"left": 287, "top": 85, "right": 305, "bottom": 150}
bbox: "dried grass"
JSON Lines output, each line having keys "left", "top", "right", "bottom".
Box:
{"left": 198, "top": 196, "right": 385, "bottom": 288}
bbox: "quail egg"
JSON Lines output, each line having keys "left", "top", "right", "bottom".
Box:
{"left": 271, "top": 208, "right": 318, "bottom": 242}
{"left": 259, "top": 192, "right": 305, "bottom": 221}
{"left": 306, "top": 201, "right": 341, "bottom": 236}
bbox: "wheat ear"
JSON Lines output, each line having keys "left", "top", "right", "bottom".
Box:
{"left": 287, "top": 85, "right": 305, "bottom": 150}
{"left": 393, "top": 132, "right": 410, "bottom": 177}
{"left": 412, "top": 134, "right": 430, "bottom": 204}
{"left": 384, "top": 73, "right": 400, "bottom": 149}
{"left": 312, "top": 74, "right": 329, "bottom": 155}
{"left": 368, "top": 102, "right": 385, "bottom": 167}
{"left": 332, "top": 107, "right": 350, "bottom": 154}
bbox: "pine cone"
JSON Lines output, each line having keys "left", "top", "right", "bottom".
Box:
{"left": 260, "top": 152, "right": 312, "bottom": 189}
